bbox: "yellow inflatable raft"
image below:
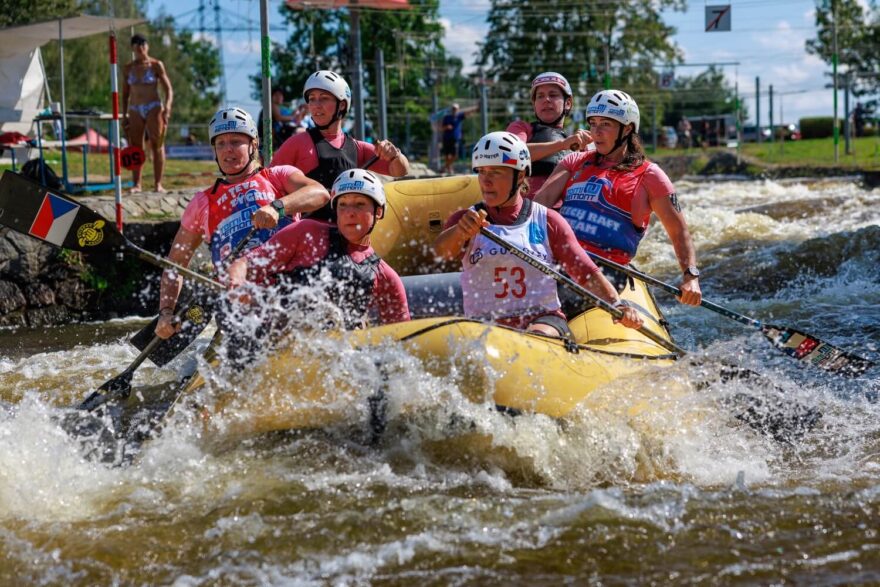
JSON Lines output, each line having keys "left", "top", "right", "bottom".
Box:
{"left": 184, "top": 275, "right": 679, "bottom": 441}
{"left": 372, "top": 175, "right": 482, "bottom": 274}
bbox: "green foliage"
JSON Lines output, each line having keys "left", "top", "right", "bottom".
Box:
{"left": 254, "top": 0, "right": 471, "bottom": 149}
{"left": 663, "top": 66, "right": 744, "bottom": 126}
{"left": 0, "top": 0, "right": 77, "bottom": 26}
{"left": 807, "top": 0, "right": 880, "bottom": 108}
{"left": 58, "top": 249, "right": 108, "bottom": 291}
{"left": 476, "top": 0, "right": 686, "bottom": 129}
{"left": 799, "top": 116, "right": 840, "bottom": 139}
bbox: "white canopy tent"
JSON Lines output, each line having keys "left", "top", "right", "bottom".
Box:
{"left": 0, "top": 15, "right": 144, "bottom": 136}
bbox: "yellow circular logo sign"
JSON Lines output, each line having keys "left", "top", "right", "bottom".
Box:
{"left": 186, "top": 305, "right": 205, "bottom": 324}
{"left": 76, "top": 219, "right": 105, "bottom": 247}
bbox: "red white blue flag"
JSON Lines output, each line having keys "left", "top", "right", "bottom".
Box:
{"left": 29, "top": 192, "right": 79, "bottom": 246}
{"left": 502, "top": 153, "right": 518, "bottom": 166}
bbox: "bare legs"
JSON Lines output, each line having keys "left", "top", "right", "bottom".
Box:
{"left": 127, "top": 105, "right": 167, "bottom": 193}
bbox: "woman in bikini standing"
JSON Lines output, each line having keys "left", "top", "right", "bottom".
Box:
{"left": 121, "top": 33, "right": 173, "bottom": 193}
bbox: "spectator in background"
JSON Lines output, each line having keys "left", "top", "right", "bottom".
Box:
{"left": 122, "top": 33, "right": 173, "bottom": 193}
{"left": 442, "top": 102, "right": 478, "bottom": 174}
{"left": 853, "top": 103, "right": 866, "bottom": 138}
{"left": 258, "top": 87, "right": 299, "bottom": 150}
{"left": 677, "top": 116, "right": 692, "bottom": 149}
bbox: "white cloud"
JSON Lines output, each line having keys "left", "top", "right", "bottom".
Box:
{"left": 439, "top": 17, "right": 486, "bottom": 73}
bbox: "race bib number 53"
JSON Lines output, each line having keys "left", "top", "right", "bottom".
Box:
{"left": 494, "top": 266, "right": 526, "bottom": 299}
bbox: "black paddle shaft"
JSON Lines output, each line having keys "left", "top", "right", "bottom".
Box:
{"left": 477, "top": 228, "right": 685, "bottom": 356}
{"left": 584, "top": 251, "right": 874, "bottom": 377}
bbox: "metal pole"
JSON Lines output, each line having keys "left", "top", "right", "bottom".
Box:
{"left": 350, "top": 7, "right": 365, "bottom": 140}
{"left": 109, "top": 32, "right": 123, "bottom": 232}
{"left": 376, "top": 48, "right": 387, "bottom": 141}
{"left": 214, "top": 0, "right": 227, "bottom": 102}
{"left": 59, "top": 18, "right": 69, "bottom": 188}
{"left": 769, "top": 84, "right": 774, "bottom": 143}
{"left": 735, "top": 76, "right": 741, "bottom": 164}
{"left": 755, "top": 76, "right": 761, "bottom": 145}
{"left": 832, "top": 0, "right": 839, "bottom": 162}
{"left": 603, "top": 44, "right": 611, "bottom": 89}
{"left": 844, "top": 70, "right": 851, "bottom": 155}
{"left": 260, "top": 0, "right": 272, "bottom": 164}
{"left": 480, "top": 81, "right": 489, "bottom": 136}
{"left": 651, "top": 99, "right": 657, "bottom": 152}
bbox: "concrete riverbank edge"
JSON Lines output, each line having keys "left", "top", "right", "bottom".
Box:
{"left": 0, "top": 155, "right": 876, "bottom": 329}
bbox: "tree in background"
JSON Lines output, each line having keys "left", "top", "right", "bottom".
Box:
{"left": 4, "top": 0, "right": 221, "bottom": 140}
{"left": 254, "top": 0, "right": 471, "bottom": 154}
{"left": 0, "top": 0, "right": 77, "bottom": 26}
{"left": 807, "top": 0, "right": 880, "bottom": 112}
{"left": 476, "top": 0, "right": 686, "bottom": 131}
{"left": 663, "top": 66, "right": 745, "bottom": 125}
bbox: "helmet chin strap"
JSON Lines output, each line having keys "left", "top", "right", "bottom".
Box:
{"left": 496, "top": 168, "right": 522, "bottom": 210}
{"left": 534, "top": 96, "right": 571, "bottom": 127}
{"left": 596, "top": 126, "right": 631, "bottom": 166}
{"left": 313, "top": 99, "right": 347, "bottom": 132}
{"left": 214, "top": 143, "right": 257, "bottom": 178}
{"left": 211, "top": 146, "right": 260, "bottom": 194}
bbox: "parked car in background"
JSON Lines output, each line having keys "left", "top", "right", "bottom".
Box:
{"left": 773, "top": 123, "right": 800, "bottom": 140}
{"left": 741, "top": 125, "right": 772, "bottom": 142}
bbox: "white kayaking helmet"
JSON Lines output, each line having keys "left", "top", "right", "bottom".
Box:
{"left": 586, "top": 89, "right": 640, "bottom": 133}
{"left": 529, "top": 71, "right": 572, "bottom": 101}
{"left": 472, "top": 131, "right": 531, "bottom": 176}
{"left": 330, "top": 169, "right": 386, "bottom": 209}
{"left": 208, "top": 106, "right": 258, "bottom": 142}
{"left": 303, "top": 70, "right": 351, "bottom": 106}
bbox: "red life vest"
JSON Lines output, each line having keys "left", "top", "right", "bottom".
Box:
{"left": 558, "top": 154, "right": 651, "bottom": 264}
{"left": 207, "top": 169, "right": 292, "bottom": 267}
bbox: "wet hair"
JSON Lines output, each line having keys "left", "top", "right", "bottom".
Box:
{"left": 612, "top": 131, "right": 647, "bottom": 172}
{"left": 131, "top": 34, "right": 148, "bottom": 46}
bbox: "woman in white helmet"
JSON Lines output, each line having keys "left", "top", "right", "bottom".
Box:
{"left": 433, "top": 131, "right": 642, "bottom": 337}
{"left": 270, "top": 70, "right": 410, "bottom": 220}
{"left": 534, "top": 89, "right": 702, "bottom": 307}
{"left": 226, "top": 168, "right": 410, "bottom": 328}
{"left": 506, "top": 72, "right": 592, "bottom": 195}
{"left": 155, "top": 106, "right": 328, "bottom": 339}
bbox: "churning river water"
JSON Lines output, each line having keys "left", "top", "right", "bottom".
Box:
{"left": 1, "top": 177, "right": 879, "bottom": 585}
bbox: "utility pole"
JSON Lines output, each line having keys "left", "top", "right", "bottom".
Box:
{"left": 832, "top": 0, "right": 839, "bottom": 162}
{"left": 376, "top": 49, "right": 387, "bottom": 141}
{"left": 768, "top": 85, "right": 774, "bottom": 143}
{"left": 213, "top": 0, "right": 226, "bottom": 102}
{"left": 755, "top": 77, "right": 761, "bottom": 144}
{"left": 844, "top": 70, "right": 851, "bottom": 155}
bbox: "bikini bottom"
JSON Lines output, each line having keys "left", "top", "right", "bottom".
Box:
{"left": 129, "top": 101, "right": 162, "bottom": 119}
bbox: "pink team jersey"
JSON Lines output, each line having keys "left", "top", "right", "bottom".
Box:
{"left": 270, "top": 131, "right": 394, "bottom": 176}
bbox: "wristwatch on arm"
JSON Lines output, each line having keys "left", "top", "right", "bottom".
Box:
{"left": 271, "top": 199, "right": 286, "bottom": 219}
{"left": 683, "top": 266, "right": 700, "bottom": 278}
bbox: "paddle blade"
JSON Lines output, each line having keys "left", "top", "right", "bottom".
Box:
{"left": 761, "top": 324, "right": 875, "bottom": 377}
{"left": 130, "top": 300, "right": 214, "bottom": 367}
{"left": 0, "top": 170, "right": 126, "bottom": 254}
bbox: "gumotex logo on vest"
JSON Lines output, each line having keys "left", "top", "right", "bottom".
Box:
{"left": 565, "top": 175, "right": 612, "bottom": 202}
{"left": 29, "top": 192, "right": 79, "bottom": 246}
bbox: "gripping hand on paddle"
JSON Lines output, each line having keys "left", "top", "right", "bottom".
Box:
{"left": 612, "top": 304, "right": 644, "bottom": 330}
{"left": 456, "top": 208, "right": 489, "bottom": 240}
{"left": 156, "top": 307, "right": 182, "bottom": 339}
{"left": 677, "top": 273, "right": 702, "bottom": 306}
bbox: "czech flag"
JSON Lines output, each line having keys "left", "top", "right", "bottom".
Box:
{"left": 29, "top": 192, "right": 79, "bottom": 247}
{"left": 501, "top": 153, "right": 518, "bottom": 166}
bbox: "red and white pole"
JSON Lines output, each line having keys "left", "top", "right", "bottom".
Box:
{"left": 109, "top": 31, "right": 124, "bottom": 233}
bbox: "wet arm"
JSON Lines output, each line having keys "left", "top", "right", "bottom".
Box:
{"left": 533, "top": 164, "right": 571, "bottom": 208}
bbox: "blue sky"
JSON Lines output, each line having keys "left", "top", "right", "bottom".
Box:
{"left": 145, "top": 0, "right": 851, "bottom": 127}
